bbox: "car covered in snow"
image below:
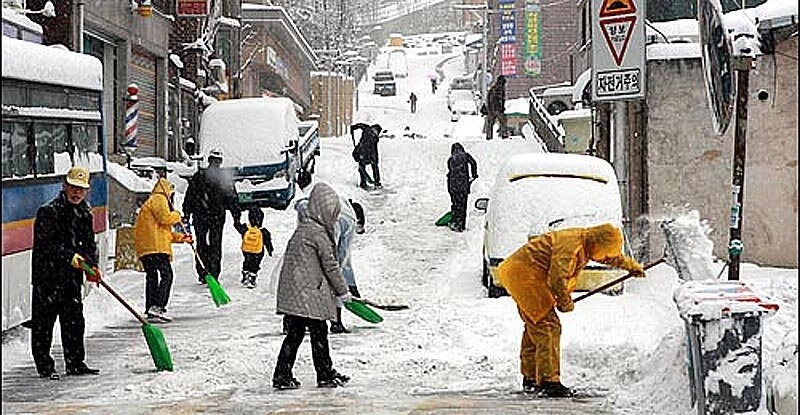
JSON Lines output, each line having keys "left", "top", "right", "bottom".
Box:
{"left": 450, "top": 95, "right": 479, "bottom": 121}
{"left": 373, "top": 69, "right": 396, "bottom": 96}
{"left": 475, "top": 152, "right": 629, "bottom": 298}
{"left": 197, "top": 97, "right": 313, "bottom": 210}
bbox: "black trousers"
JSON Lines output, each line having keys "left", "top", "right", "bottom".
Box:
{"left": 242, "top": 251, "right": 264, "bottom": 275}
{"left": 194, "top": 218, "right": 223, "bottom": 279}
{"left": 273, "top": 314, "right": 334, "bottom": 382}
{"left": 30, "top": 285, "right": 86, "bottom": 374}
{"left": 140, "top": 253, "right": 174, "bottom": 311}
{"left": 449, "top": 191, "right": 468, "bottom": 230}
{"left": 358, "top": 161, "right": 381, "bottom": 188}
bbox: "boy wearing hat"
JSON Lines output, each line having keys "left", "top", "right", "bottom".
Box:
{"left": 233, "top": 207, "right": 274, "bottom": 288}
{"left": 30, "top": 166, "right": 101, "bottom": 380}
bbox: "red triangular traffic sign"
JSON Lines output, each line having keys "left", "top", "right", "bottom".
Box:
{"left": 599, "top": 0, "right": 637, "bottom": 17}
{"left": 599, "top": 15, "right": 636, "bottom": 66}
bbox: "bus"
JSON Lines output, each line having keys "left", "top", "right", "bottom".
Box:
{"left": 2, "top": 36, "right": 108, "bottom": 332}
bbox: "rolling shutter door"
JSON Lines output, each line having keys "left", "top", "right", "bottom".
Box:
{"left": 130, "top": 50, "right": 157, "bottom": 156}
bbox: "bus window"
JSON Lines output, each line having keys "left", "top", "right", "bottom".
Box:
{"left": 69, "top": 90, "right": 101, "bottom": 111}
{"left": 72, "top": 124, "right": 103, "bottom": 170}
{"left": 33, "top": 122, "right": 68, "bottom": 175}
{"left": 2, "top": 121, "right": 32, "bottom": 178}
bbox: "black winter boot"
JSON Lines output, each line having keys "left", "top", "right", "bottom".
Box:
{"left": 329, "top": 308, "right": 349, "bottom": 334}
{"left": 540, "top": 381, "right": 574, "bottom": 397}
{"left": 522, "top": 377, "right": 540, "bottom": 393}
{"left": 317, "top": 370, "right": 350, "bottom": 388}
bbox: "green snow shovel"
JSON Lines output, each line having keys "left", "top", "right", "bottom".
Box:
{"left": 435, "top": 211, "right": 452, "bottom": 226}
{"left": 344, "top": 299, "right": 383, "bottom": 324}
{"left": 188, "top": 243, "right": 231, "bottom": 307}
{"left": 81, "top": 262, "right": 173, "bottom": 371}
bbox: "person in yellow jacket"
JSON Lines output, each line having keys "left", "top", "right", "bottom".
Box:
{"left": 233, "top": 207, "right": 274, "bottom": 288}
{"left": 496, "top": 222, "right": 644, "bottom": 397}
{"left": 134, "top": 178, "right": 192, "bottom": 322}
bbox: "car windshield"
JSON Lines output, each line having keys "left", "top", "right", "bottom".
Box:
{"left": 490, "top": 175, "right": 622, "bottom": 257}
{"left": 375, "top": 72, "right": 394, "bottom": 81}
{"left": 450, "top": 77, "right": 472, "bottom": 90}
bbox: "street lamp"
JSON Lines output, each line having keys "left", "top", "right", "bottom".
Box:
{"left": 453, "top": 2, "right": 488, "bottom": 106}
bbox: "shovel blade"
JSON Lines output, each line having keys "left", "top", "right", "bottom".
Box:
{"left": 141, "top": 323, "right": 173, "bottom": 371}
{"left": 344, "top": 300, "right": 383, "bottom": 323}
{"left": 435, "top": 211, "right": 452, "bottom": 226}
{"left": 205, "top": 274, "right": 231, "bottom": 307}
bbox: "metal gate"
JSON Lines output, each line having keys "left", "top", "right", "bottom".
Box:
{"left": 130, "top": 50, "right": 157, "bottom": 156}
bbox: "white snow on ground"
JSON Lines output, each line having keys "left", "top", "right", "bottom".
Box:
{"left": 2, "top": 42, "right": 797, "bottom": 415}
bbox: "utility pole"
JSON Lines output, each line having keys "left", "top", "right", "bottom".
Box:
{"left": 727, "top": 55, "right": 752, "bottom": 281}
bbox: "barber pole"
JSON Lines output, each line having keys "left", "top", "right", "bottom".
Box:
{"left": 124, "top": 84, "right": 139, "bottom": 150}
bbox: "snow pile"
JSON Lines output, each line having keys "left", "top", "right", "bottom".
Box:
{"left": 106, "top": 161, "right": 156, "bottom": 193}
{"left": 661, "top": 210, "right": 717, "bottom": 281}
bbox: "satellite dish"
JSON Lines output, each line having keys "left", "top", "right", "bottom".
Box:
{"left": 698, "top": 0, "right": 735, "bottom": 136}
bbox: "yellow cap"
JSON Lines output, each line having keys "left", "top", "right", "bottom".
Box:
{"left": 65, "top": 166, "right": 91, "bottom": 189}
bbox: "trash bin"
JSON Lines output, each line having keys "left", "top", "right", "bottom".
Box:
{"left": 674, "top": 280, "right": 779, "bottom": 415}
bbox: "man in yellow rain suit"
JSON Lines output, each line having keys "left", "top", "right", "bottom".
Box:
{"left": 496, "top": 222, "right": 644, "bottom": 397}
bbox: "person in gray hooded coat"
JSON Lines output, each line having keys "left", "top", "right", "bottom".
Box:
{"left": 272, "top": 183, "right": 353, "bottom": 389}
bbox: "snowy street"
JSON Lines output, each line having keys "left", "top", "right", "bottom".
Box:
{"left": 2, "top": 43, "right": 797, "bottom": 415}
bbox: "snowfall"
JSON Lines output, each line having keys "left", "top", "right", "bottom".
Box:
{"left": 2, "top": 31, "right": 798, "bottom": 415}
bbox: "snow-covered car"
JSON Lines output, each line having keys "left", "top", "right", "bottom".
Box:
{"left": 373, "top": 69, "right": 396, "bottom": 96}
{"left": 447, "top": 87, "right": 475, "bottom": 111}
{"left": 475, "top": 152, "right": 629, "bottom": 298}
{"left": 450, "top": 97, "right": 478, "bottom": 121}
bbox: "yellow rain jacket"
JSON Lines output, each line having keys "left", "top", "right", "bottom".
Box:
{"left": 497, "top": 223, "right": 641, "bottom": 324}
{"left": 134, "top": 178, "right": 185, "bottom": 260}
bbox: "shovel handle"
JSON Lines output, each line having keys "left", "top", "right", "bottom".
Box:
{"left": 99, "top": 279, "right": 149, "bottom": 325}
{"left": 573, "top": 258, "right": 666, "bottom": 303}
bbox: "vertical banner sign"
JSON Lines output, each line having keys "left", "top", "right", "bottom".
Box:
{"left": 177, "top": 0, "right": 208, "bottom": 17}
{"left": 499, "top": 0, "right": 517, "bottom": 76}
{"left": 523, "top": 0, "right": 541, "bottom": 76}
{"left": 591, "top": 0, "right": 646, "bottom": 101}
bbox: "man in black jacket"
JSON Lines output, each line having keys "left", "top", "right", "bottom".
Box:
{"left": 183, "top": 148, "right": 241, "bottom": 283}
{"left": 31, "top": 166, "right": 101, "bottom": 380}
{"left": 447, "top": 143, "right": 478, "bottom": 232}
{"left": 485, "top": 75, "right": 509, "bottom": 140}
{"left": 350, "top": 123, "right": 383, "bottom": 189}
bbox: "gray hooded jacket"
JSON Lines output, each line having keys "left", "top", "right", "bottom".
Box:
{"left": 276, "top": 183, "right": 349, "bottom": 320}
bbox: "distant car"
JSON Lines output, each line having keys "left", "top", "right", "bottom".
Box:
{"left": 373, "top": 70, "right": 396, "bottom": 96}
{"left": 475, "top": 152, "right": 629, "bottom": 298}
{"left": 447, "top": 88, "right": 475, "bottom": 111}
{"left": 450, "top": 98, "right": 478, "bottom": 122}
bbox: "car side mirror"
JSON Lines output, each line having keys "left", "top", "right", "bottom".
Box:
{"left": 474, "top": 197, "right": 489, "bottom": 212}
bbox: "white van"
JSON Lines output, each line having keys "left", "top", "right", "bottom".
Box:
{"left": 475, "top": 152, "right": 628, "bottom": 298}
{"left": 197, "top": 97, "right": 318, "bottom": 210}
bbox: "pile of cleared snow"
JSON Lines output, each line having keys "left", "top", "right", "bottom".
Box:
{"left": 106, "top": 161, "right": 156, "bottom": 193}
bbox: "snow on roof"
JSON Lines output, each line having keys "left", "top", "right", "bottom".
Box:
{"left": 646, "top": 43, "right": 702, "bottom": 60}
{"left": 647, "top": 19, "right": 700, "bottom": 43}
{"left": 753, "top": 0, "right": 798, "bottom": 24}
{"left": 498, "top": 152, "right": 616, "bottom": 183}
{"left": 198, "top": 97, "right": 300, "bottom": 166}
{"left": 2, "top": 36, "right": 102, "bottom": 91}
{"left": 1, "top": 6, "right": 42, "bottom": 34}
{"left": 541, "top": 85, "right": 574, "bottom": 97}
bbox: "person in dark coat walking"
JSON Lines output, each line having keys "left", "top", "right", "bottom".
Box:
{"left": 485, "top": 75, "right": 509, "bottom": 140}
{"left": 273, "top": 183, "right": 353, "bottom": 389}
{"left": 408, "top": 92, "right": 418, "bottom": 113}
{"left": 30, "top": 166, "right": 101, "bottom": 380}
{"left": 183, "top": 148, "right": 241, "bottom": 283}
{"left": 233, "top": 207, "right": 274, "bottom": 288}
{"left": 350, "top": 123, "right": 383, "bottom": 189}
{"left": 447, "top": 143, "right": 478, "bottom": 232}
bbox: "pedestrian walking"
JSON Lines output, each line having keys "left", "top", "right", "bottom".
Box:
{"left": 408, "top": 92, "right": 418, "bottom": 113}
{"left": 430, "top": 77, "right": 438, "bottom": 94}
{"left": 485, "top": 75, "right": 509, "bottom": 140}
{"left": 183, "top": 148, "right": 241, "bottom": 283}
{"left": 134, "top": 177, "right": 193, "bottom": 322}
{"left": 29, "top": 166, "right": 101, "bottom": 380}
{"left": 233, "top": 207, "right": 274, "bottom": 288}
{"left": 273, "top": 183, "right": 353, "bottom": 389}
{"left": 351, "top": 123, "right": 383, "bottom": 189}
{"left": 496, "top": 223, "right": 644, "bottom": 397}
{"left": 446, "top": 143, "right": 478, "bottom": 232}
